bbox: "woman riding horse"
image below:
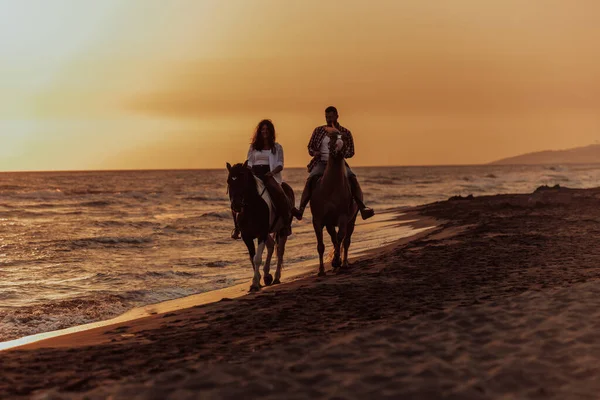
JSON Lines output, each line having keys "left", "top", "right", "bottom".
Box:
{"left": 231, "top": 119, "right": 292, "bottom": 240}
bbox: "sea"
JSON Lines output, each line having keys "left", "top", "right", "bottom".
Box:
{"left": 1, "top": 164, "right": 599, "bottom": 342}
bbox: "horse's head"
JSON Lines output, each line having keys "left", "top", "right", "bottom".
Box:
{"left": 327, "top": 130, "right": 347, "bottom": 160}
{"left": 226, "top": 161, "right": 254, "bottom": 212}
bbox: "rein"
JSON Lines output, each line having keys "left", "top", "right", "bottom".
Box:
{"left": 259, "top": 184, "right": 267, "bottom": 198}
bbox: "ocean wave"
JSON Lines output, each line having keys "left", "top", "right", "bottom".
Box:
{"left": 67, "top": 236, "right": 154, "bottom": 249}
{"left": 413, "top": 179, "right": 443, "bottom": 185}
{"left": 546, "top": 166, "right": 569, "bottom": 172}
{"left": 458, "top": 183, "right": 504, "bottom": 193}
{"left": 184, "top": 195, "right": 223, "bottom": 202}
{"left": 93, "top": 270, "right": 197, "bottom": 283}
{"left": 0, "top": 210, "right": 57, "bottom": 219}
{"left": 7, "top": 189, "right": 66, "bottom": 201}
{"left": 78, "top": 200, "right": 114, "bottom": 207}
{"left": 204, "top": 261, "right": 229, "bottom": 268}
{"left": 200, "top": 210, "right": 231, "bottom": 220}
{"left": 0, "top": 294, "right": 130, "bottom": 342}
{"left": 63, "top": 188, "right": 123, "bottom": 196}
{"left": 116, "top": 191, "right": 151, "bottom": 200}
{"left": 144, "top": 271, "right": 195, "bottom": 278}
{"left": 369, "top": 194, "right": 427, "bottom": 206}
{"left": 117, "top": 279, "right": 237, "bottom": 305}
{"left": 119, "top": 287, "right": 201, "bottom": 303}
{"left": 23, "top": 203, "right": 59, "bottom": 209}
{"left": 364, "top": 178, "right": 399, "bottom": 185}
{"left": 0, "top": 281, "right": 235, "bottom": 342}
{"left": 544, "top": 174, "right": 570, "bottom": 182}
{"left": 0, "top": 185, "right": 25, "bottom": 191}
{"left": 0, "top": 290, "right": 19, "bottom": 300}
{"left": 93, "top": 220, "right": 160, "bottom": 228}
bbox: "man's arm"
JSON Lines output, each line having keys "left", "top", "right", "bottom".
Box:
{"left": 343, "top": 130, "right": 355, "bottom": 159}
{"left": 307, "top": 128, "right": 321, "bottom": 157}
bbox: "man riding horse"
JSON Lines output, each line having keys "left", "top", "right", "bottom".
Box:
{"left": 292, "top": 106, "right": 375, "bottom": 221}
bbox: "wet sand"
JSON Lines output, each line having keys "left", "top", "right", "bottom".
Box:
{"left": 4, "top": 186, "right": 600, "bottom": 399}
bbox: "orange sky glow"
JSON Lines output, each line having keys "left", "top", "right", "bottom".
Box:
{"left": 1, "top": 0, "right": 599, "bottom": 171}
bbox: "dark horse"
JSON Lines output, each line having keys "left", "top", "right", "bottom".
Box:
{"left": 226, "top": 161, "right": 295, "bottom": 291}
{"left": 309, "top": 132, "right": 359, "bottom": 276}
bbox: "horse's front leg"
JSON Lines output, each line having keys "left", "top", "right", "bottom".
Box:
{"left": 251, "top": 236, "right": 268, "bottom": 291}
{"left": 243, "top": 236, "right": 260, "bottom": 292}
{"left": 326, "top": 224, "right": 341, "bottom": 269}
{"left": 342, "top": 218, "right": 356, "bottom": 269}
{"left": 313, "top": 221, "right": 326, "bottom": 277}
{"left": 263, "top": 234, "right": 275, "bottom": 286}
{"left": 337, "top": 219, "right": 349, "bottom": 272}
{"left": 273, "top": 233, "right": 287, "bottom": 284}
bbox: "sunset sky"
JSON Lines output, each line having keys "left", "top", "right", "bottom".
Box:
{"left": 1, "top": 0, "right": 599, "bottom": 171}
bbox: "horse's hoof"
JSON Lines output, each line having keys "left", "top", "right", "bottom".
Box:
{"left": 273, "top": 279, "right": 281, "bottom": 285}
{"left": 332, "top": 258, "right": 342, "bottom": 269}
{"left": 249, "top": 285, "right": 260, "bottom": 292}
{"left": 317, "top": 271, "right": 326, "bottom": 277}
{"left": 264, "top": 274, "right": 273, "bottom": 286}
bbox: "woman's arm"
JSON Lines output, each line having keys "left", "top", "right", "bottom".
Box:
{"left": 246, "top": 145, "right": 254, "bottom": 167}
{"left": 267, "top": 144, "right": 284, "bottom": 176}
{"left": 268, "top": 165, "right": 283, "bottom": 176}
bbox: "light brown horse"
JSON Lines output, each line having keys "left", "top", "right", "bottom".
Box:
{"left": 309, "top": 131, "right": 359, "bottom": 276}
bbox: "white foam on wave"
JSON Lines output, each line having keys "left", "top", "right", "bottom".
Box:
{"left": 7, "top": 189, "right": 66, "bottom": 201}
{"left": 0, "top": 280, "right": 239, "bottom": 343}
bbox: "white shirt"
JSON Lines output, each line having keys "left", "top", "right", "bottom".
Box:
{"left": 246, "top": 143, "right": 285, "bottom": 184}
{"left": 254, "top": 150, "right": 271, "bottom": 166}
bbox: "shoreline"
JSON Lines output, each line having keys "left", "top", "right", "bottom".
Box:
{"left": 0, "top": 211, "right": 438, "bottom": 352}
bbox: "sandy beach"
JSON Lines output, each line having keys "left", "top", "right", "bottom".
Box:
{"left": 3, "top": 185, "right": 600, "bottom": 399}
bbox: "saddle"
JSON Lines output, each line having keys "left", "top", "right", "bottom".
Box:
{"left": 254, "top": 176, "right": 285, "bottom": 233}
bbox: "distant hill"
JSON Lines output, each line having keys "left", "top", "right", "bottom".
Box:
{"left": 490, "top": 144, "right": 600, "bottom": 165}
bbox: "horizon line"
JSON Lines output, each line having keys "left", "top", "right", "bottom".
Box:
{"left": 2, "top": 161, "right": 600, "bottom": 174}
{"left": 0, "top": 163, "right": 486, "bottom": 174}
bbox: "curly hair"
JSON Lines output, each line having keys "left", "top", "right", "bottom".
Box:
{"left": 251, "top": 119, "right": 276, "bottom": 153}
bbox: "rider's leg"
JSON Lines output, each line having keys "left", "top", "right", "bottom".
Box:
{"left": 346, "top": 166, "right": 375, "bottom": 220}
{"left": 263, "top": 175, "right": 292, "bottom": 232}
{"left": 292, "top": 162, "right": 326, "bottom": 220}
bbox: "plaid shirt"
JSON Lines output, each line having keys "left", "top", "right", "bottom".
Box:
{"left": 306, "top": 124, "right": 355, "bottom": 172}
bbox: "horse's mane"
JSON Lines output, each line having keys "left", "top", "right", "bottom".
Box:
{"left": 328, "top": 134, "right": 348, "bottom": 159}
